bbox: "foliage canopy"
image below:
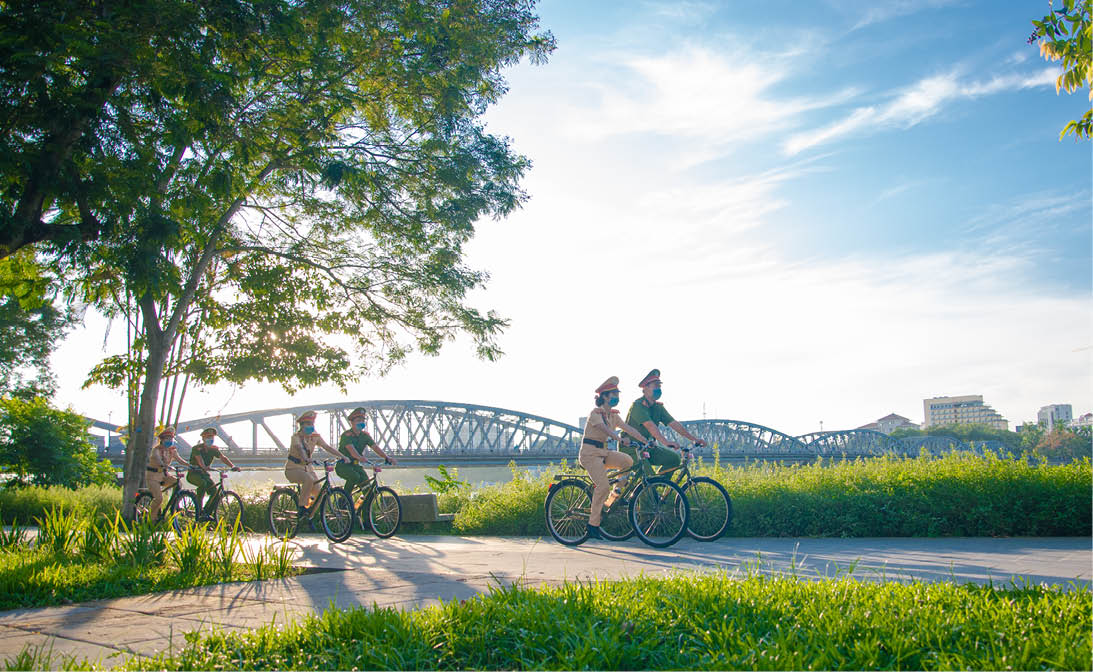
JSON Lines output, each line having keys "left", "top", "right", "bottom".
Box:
{"left": 1029, "top": 0, "right": 1093, "bottom": 139}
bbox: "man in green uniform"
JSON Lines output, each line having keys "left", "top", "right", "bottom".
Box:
{"left": 187, "top": 426, "right": 240, "bottom": 520}
{"left": 337, "top": 407, "right": 397, "bottom": 505}
{"left": 622, "top": 369, "right": 706, "bottom": 472}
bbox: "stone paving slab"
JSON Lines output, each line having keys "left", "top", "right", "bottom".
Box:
{"left": 0, "top": 535, "right": 1088, "bottom": 666}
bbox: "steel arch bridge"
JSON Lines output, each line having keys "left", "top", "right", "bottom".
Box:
{"left": 661, "top": 420, "right": 809, "bottom": 457}
{"left": 85, "top": 401, "right": 992, "bottom": 461}
{"left": 90, "top": 400, "right": 583, "bottom": 461}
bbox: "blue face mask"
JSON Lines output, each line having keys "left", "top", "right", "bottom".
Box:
{"left": 355, "top": 422, "right": 367, "bottom": 431}
{"left": 163, "top": 439, "right": 174, "bottom": 447}
{"left": 303, "top": 424, "right": 315, "bottom": 434}
{"left": 652, "top": 388, "right": 662, "bottom": 400}
{"left": 203, "top": 437, "right": 215, "bottom": 446}
{"left": 608, "top": 396, "right": 620, "bottom": 407}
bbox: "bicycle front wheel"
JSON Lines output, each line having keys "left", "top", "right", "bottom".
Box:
{"left": 320, "top": 487, "right": 354, "bottom": 543}
{"left": 134, "top": 493, "right": 153, "bottom": 523}
{"left": 544, "top": 480, "right": 591, "bottom": 546}
{"left": 267, "top": 488, "right": 300, "bottom": 539}
{"left": 682, "top": 477, "right": 732, "bottom": 541}
{"left": 366, "top": 486, "right": 402, "bottom": 538}
{"left": 216, "top": 490, "right": 245, "bottom": 530}
{"left": 629, "top": 479, "right": 689, "bottom": 548}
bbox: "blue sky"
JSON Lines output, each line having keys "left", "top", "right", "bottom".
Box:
{"left": 54, "top": 0, "right": 1092, "bottom": 439}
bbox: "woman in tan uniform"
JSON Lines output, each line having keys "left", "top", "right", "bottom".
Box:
{"left": 285, "top": 410, "right": 342, "bottom": 517}
{"left": 579, "top": 377, "right": 647, "bottom": 539}
{"left": 147, "top": 427, "right": 185, "bottom": 520}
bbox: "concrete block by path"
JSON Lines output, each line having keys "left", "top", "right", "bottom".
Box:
{"left": 399, "top": 494, "right": 455, "bottom": 523}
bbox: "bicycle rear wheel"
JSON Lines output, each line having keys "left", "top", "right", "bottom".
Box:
{"left": 629, "top": 479, "right": 689, "bottom": 548}
{"left": 216, "top": 490, "right": 245, "bottom": 530}
{"left": 599, "top": 496, "right": 634, "bottom": 541}
{"left": 267, "top": 488, "right": 300, "bottom": 539}
{"left": 366, "top": 486, "right": 402, "bottom": 538}
{"left": 545, "top": 480, "right": 591, "bottom": 546}
{"left": 320, "top": 487, "right": 354, "bottom": 543}
{"left": 682, "top": 477, "right": 732, "bottom": 541}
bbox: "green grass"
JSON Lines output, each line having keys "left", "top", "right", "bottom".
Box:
{"left": 0, "top": 507, "right": 298, "bottom": 610}
{"left": 450, "top": 452, "right": 1092, "bottom": 538}
{"left": 702, "top": 450, "right": 1091, "bottom": 537}
{"left": 3, "top": 452, "right": 1090, "bottom": 539}
{"left": 0, "top": 484, "right": 122, "bottom": 525}
{"left": 31, "top": 572, "right": 1088, "bottom": 671}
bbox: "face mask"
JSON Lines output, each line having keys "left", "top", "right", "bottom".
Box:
{"left": 355, "top": 422, "right": 366, "bottom": 431}
{"left": 608, "top": 396, "right": 620, "bottom": 407}
{"left": 303, "top": 424, "right": 315, "bottom": 434}
{"left": 652, "top": 388, "right": 662, "bottom": 400}
{"left": 163, "top": 439, "right": 174, "bottom": 447}
{"left": 204, "top": 437, "right": 215, "bottom": 446}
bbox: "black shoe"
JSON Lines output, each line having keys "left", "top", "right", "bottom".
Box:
{"left": 586, "top": 525, "right": 602, "bottom": 540}
{"left": 297, "top": 506, "right": 309, "bottom": 519}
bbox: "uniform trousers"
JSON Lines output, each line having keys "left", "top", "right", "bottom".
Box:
{"left": 578, "top": 445, "right": 633, "bottom": 526}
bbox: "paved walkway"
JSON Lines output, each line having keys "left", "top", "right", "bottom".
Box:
{"left": 1, "top": 535, "right": 1089, "bottom": 666}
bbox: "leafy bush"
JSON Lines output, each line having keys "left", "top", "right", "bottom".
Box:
{"left": 0, "top": 397, "right": 115, "bottom": 488}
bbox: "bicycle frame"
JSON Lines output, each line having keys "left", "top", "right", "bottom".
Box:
{"left": 551, "top": 448, "right": 652, "bottom": 509}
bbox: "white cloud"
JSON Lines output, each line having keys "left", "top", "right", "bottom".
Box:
{"left": 847, "top": 0, "right": 962, "bottom": 31}
{"left": 784, "top": 68, "right": 1060, "bottom": 155}
{"left": 559, "top": 45, "right": 854, "bottom": 151}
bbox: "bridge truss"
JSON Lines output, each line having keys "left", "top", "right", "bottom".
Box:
{"left": 87, "top": 402, "right": 996, "bottom": 461}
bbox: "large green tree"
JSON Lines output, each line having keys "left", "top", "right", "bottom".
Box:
{"left": 0, "top": 250, "right": 76, "bottom": 397}
{"left": 1030, "top": 0, "right": 1092, "bottom": 140}
{"left": 26, "top": 0, "right": 553, "bottom": 516}
{"left": 0, "top": 0, "right": 288, "bottom": 257}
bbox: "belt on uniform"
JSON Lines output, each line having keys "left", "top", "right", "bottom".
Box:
{"left": 582, "top": 438, "right": 605, "bottom": 449}
{"left": 146, "top": 466, "right": 161, "bottom": 473}
{"left": 288, "top": 455, "right": 303, "bottom": 465}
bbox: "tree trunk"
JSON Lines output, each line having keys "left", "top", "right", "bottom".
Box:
{"left": 120, "top": 306, "right": 170, "bottom": 519}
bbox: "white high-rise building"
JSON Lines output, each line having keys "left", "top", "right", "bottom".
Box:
{"left": 1038, "top": 404, "right": 1073, "bottom": 430}
{"left": 923, "top": 395, "right": 1008, "bottom": 430}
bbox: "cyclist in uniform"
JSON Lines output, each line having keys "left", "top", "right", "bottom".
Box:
{"left": 187, "top": 426, "right": 240, "bottom": 520}
{"left": 579, "top": 376, "right": 646, "bottom": 539}
{"left": 337, "top": 407, "right": 397, "bottom": 507}
{"left": 623, "top": 369, "right": 706, "bottom": 473}
{"left": 285, "top": 410, "right": 342, "bottom": 518}
{"left": 147, "top": 427, "right": 186, "bottom": 520}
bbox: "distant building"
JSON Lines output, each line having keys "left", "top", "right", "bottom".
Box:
{"left": 857, "top": 413, "right": 919, "bottom": 435}
{"left": 1037, "top": 404, "right": 1073, "bottom": 430}
{"left": 1071, "top": 412, "right": 1092, "bottom": 429}
{"left": 923, "top": 395, "right": 1008, "bottom": 430}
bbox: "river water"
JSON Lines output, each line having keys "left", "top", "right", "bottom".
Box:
{"left": 200, "top": 463, "right": 536, "bottom": 496}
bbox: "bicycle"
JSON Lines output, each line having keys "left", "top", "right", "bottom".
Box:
{"left": 134, "top": 466, "right": 198, "bottom": 530}
{"left": 545, "top": 444, "right": 689, "bottom": 548}
{"left": 266, "top": 459, "right": 355, "bottom": 542}
{"left": 655, "top": 444, "right": 733, "bottom": 541}
{"left": 195, "top": 468, "right": 245, "bottom": 528}
{"left": 343, "top": 459, "right": 402, "bottom": 538}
